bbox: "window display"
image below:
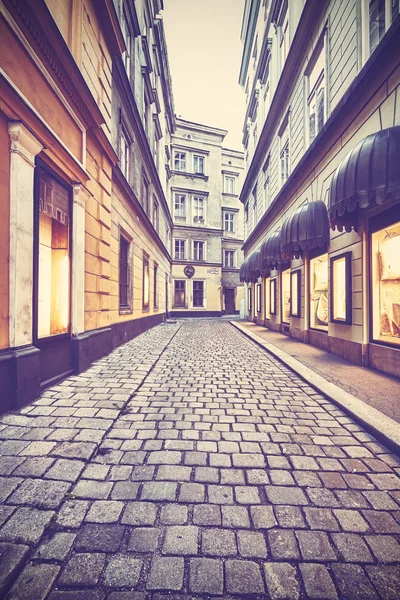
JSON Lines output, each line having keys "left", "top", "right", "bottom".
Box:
{"left": 290, "top": 270, "right": 301, "bottom": 317}
{"left": 281, "top": 268, "right": 291, "bottom": 323}
{"left": 270, "top": 279, "right": 277, "bottom": 315}
{"left": 248, "top": 287, "right": 252, "bottom": 312}
{"left": 38, "top": 170, "right": 70, "bottom": 338}
{"left": 265, "top": 278, "right": 271, "bottom": 319}
{"left": 256, "top": 284, "right": 262, "bottom": 313}
{"left": 330, "top": 252, "right": 352, "bottom": 324}
{"left": 310, "top": 253, "right": 328, "bottom": 330}
{"left": 372, "top": 219, "right": 400, "bottom": 346}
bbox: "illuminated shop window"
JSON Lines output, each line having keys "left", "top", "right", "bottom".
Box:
{"left": 281, "top": 268, "right": 291, "bottom": 323}
{"left": 265, "top": 278, "right": 271, "bottom": 319}
{"left": 270, "top": 278, "right": 277, "bottom": 315}
{"left": 248, "top": 287, "right": 252, "bottom": 312}
{"left": 330, "top": 252, "right": 352, "bottom": 324}
{"left": 143, "top": 253, "right": 150, "bottom": 310}
{"left": 310, "top": 253, "right": 328, "bottom": 331}
{"left": 38, "top": 170, "right": 70, "bottom": 338}
{"left": 371, "top": 219, "right": 400, "bottom": 345}
{"left": 290, "top": 270, "right": 301, "bottom": 317}
{"left": 256, "top": 283, "right": 262, "bottom": 313}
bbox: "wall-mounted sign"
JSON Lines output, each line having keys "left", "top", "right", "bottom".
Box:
{"left": 184, "top": 265, "right": 195, "bottom": 278}
{"left": 207, "top": 268, "right": 219, "bottom": 274}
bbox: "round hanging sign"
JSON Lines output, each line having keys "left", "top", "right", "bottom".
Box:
{"left": 184, "top": 265, "right": 195, "bottom": 278}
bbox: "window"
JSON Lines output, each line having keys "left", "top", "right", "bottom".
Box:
{"left": 330, "top": 252, "right": 352, "bottom": 324}
{"left": 281, "top": 268, "right": 291, "bottom": 323}
{"left": 153, "top": 197, "right": 159, "bottom": 233}
{"left": 307, "top": 43, "right": 326, "bottom": 144}
{"left": 174, "top": 194, "right": 186, "bottom": 218}
{"left": 270, "top": 278, "right": 277, "bottom": 315}
{"left": 290, "top": 270, "right": 301, "bottom": 317}
{"left": 263, "top": 158, "right": 270, "bottom": 211}
{"left": 280, "top": 123, "right": 290, "bottom": 185}
{"left": 154, "top": 263, "right": 158, "bottom": 308}
{"left": 252, "top": 186, "right": 258, "bottom": 230}
{"left": 265, "top": 277, "right": 271, "bottom": 319}
{"left": 248, "top": 287, "right": 252, "bottom": 312}
{"left": 224, "top": 250, "right": 235, "bottom": 268}
{"left": 174, "top": 152, "right": 186, "bottom": 171}
{"left": 174, "top": 280, "right": 186, "bottom": 307}
{"left": 193, "top": 241, "right": 205, "bottom": 261}
{"left": 310, "top": 252, "right": 328, "bottom": 330}
{"left": 143, "top": 253, "right": 150, "bottom": 310}
{"left": 279, "top": 9, "right": 289, "bottom": 71}
{"left": 363, "top": 0, "right": 399, "bottom": 58}
{"left": 225, "top": 176, "right": 236, "bottom": 194}
{"left": 119, "top": 235, "right": 130, "bottom": 309}
{"left": 244, "top": 204, "right": 249, "bottom": 238}
{"left": 121, "top": 6, "right": 132, "bottom": 77}
{"left": 371, "top": 215, "right": 400, "bottom": 346}
{"left": 141, "top": 176, "right": 150, "bottom": 214}
{"left": 224, "top": 212, "right": 235, "bottom": 232}
{"left": 193, "top": 196, "right": 205, "bottom": 222}
{"left": 174, "top": 239, "right": 186, "bottom": 260}
{"left": 119, "top": 126, "right": 130, "bottom": 180}
{"left": 193, "top": 280, "right": 205, "bottom": 307}
{"left": 37, "top": 168, "right": 70, "bottom": 338}
{"left": 256, "top": 283, "right": 262, "bottom": 313}
{"left": 193, "top": 155, "right": 205, "bottom": 174}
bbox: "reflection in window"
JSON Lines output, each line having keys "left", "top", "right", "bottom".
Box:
{"left": 38, "top": 171, "right": 70, "bottom": 338}
{"left": 372, "top": 220, "right": 400, "bottom": 345}
{"left": 310, "top": 253, "right": 328, "bottom": 330}
{"left": 281, "top": 268, "right": 291, "bottom": 323}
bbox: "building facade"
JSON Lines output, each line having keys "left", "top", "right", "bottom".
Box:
{"left": 239, "top": 0, "right": 400, "bottom": 377}
{"left": 170, "top": 118, "right": 245, "bottom": 317}
{"left": 0, "top": 0, "right": 175, "bottom": 413}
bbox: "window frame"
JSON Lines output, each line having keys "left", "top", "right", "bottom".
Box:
{"left": 309, "top": 248, "right": 329, "bottom": 332}
{"left": 142, "top": 252, "right": 150, "bottom": 311}
{"left": 193, "top": 195, "right": 205, "bottom": 223}
{"left": 290, "top": 270, "right": 301, "bottom": 317}
{"left": 193, "top": 154, "right": 205, "bottom": 175}
{"left": 173, "top": 279, "right": 186, "bottom": 308}
{"left": 174, "top": 239, "right": 186, "bottom": 260}
{"left": 279, "top": 119, "right": 290, "bottom": 187}
{"left": 362, "top": 0, "right": 398, "bottom": 62}
{"left": 141, "top": 175, "right": 150, "bottom": 214}
{"left": 174, "top": 193, "right": 186, "bottom": 219}
{"left": 193, "top": 240, "right": 205, "bottom": 262}
{"left": 224, "top": 211, "right": 235, "bottom": 233}
{"left": 270, "top": 278, "right": 277, "bottom": 315}
{"left": 330, "top": 252, "right": 352, "bottom": 325}
{"left": 174, "top": 151, "right": 186, "bottom": 171}
{"left": 224, "top": 249, "right": 236, "bottom": 268}
{"left": 224, "top": 176, "right": 236, "bottom": 194}
{"left": 248, "top": 286, "right": 252, "bottom": 313}
{"left": 153, "top": 196, "right": 159, "bottom": 233}
{"left": 119, "top": 234, "right": 131, "bottom": 311}
{"left": 256, "top": 283, "right": 262, "bottom": 313}
{"left": 153, "top": 262, "right": 158, "bottom": 309}
{"left": 306, "top": 32, "right": 327, "bottom": 146}
{"left": 265, "top": 277, "right": 271, "bottom": 319}
{"left": 192, "top": 279, "right": 205, "bottom": 308}
{"left": 119, "top": 121, "right": 131, "bottom": 182}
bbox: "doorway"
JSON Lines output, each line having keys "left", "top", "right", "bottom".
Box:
{"left": 224, "top": 288, "right": 235, "bottom": 314}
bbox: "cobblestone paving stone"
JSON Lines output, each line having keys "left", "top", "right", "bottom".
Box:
{"left": 1, "top": 319, "right": 400, "bottom": 599}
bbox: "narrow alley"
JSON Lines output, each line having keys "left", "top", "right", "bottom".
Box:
{"left": 1, "top": 319, "right": 400, "bottom": 599}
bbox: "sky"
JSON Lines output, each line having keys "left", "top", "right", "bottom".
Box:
{"left": 162, "top": 0, "right": 246, "bottom": 151}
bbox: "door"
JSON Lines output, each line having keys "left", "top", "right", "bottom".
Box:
{"left": 224, "top": 288, "right": 235, "bottom": 314}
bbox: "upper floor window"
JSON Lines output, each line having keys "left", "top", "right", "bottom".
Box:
{"left": 193, "top": 240, "right": 205, "bottom": 261}
{"left": 307, "top": 42, "right": 326, "bottom": 144}
{"left": 224, "top": 250, "right": 235, "bottom": 268}
{"left": 224, "top": 211, "right": 235, "bottom": 232}
{"left": 279, "top": 9, "right": 289, "bottom": 72}
{"left": 363, "top": 0, "right": 399, "bottom": 58}
{"left": 244, "top": 204, "right": 249, "bottom": 238}
{"left": 174, "top": 194, "right": 186, "bottom": 218}
{"left": 224, "top": 176, "right": 236, "bottom": 194}
{"left": 280, "top": 122, "right": 290, "bottom": 186}
{"left": 174, "top": 152, "right": 186, "bottom": 171}
{"left": 141, "top": 176, "right": 150, "bottom": 214}
{"left": 121, "top": 6, "right": 132, "bottom": 77}
{"left": 174, "top": 239, "right": 186, "bottom": 260}
{"left": 119, "top": 125, "right": 130, "bottom": 181}
{"left": 153, "top": 197, "right": 159, "bottom": 233}
{"left": 193, "top": 196, "right": 205, "bottom": 222}
{"left": 193, "top": 155, "right": 205, "bottom": 175}
{"left": 252, "top": 186, "right": 258, "bottom": 230}
{"left": 263, "top": 157, "right": 270, "bottom": 211}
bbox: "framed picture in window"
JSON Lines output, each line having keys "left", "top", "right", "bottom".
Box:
{"left": 270, "top": 279, "right": 277, "bottom": 315}
{"left": 330, "top": 252, "right": 352, "bottom": 324}
{"left": 290, "top": 270, "right": 301, "bottom": 317}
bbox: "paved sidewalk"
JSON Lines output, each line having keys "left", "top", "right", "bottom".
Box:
{"left": 236, "top": 321, "right": 400, "bottom": 423}
{"left": 0, "top": 319, "right": 400, "bottom": 599}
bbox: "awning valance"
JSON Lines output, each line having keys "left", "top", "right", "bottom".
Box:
{"left": 281, "top": 200, "right": 330, "bottom": 259}
{"left": 240, "top": 250, "right": 261, "bottom": 283}
{"left": 329, "top": 126, "right": 400, "bottom": 232}
{"left": 239, "top": 257, "right": 249, "bottom": 282}
{"left": 260, "top": 231, "right": 285, "bottom": 270}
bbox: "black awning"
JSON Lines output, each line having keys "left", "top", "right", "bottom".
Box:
{"left": 260, "top": 231, "right": 284, "bottom": 270}
{"left": 281, "top": 200, "right": 330, "bottom": 259}
{"left": 240, "top": 250, "right": 261, "bottom": 283}
{"left": 239, "top": 257, "right": 249, "bottom": 282}
{"left": 329, "top": 126, "right": 400, "bottom": 232}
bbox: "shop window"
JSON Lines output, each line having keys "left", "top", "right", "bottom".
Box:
{"left": 265, "top": 277, "right": 271, "bottom": 319}
{"left": 310, "top": 253, "right": 328, "bottom": 331}
{"left": 37, "top": 169, "right": 70, "bottom": 338}
{"left": 256, "top": 284, "right": 262, "bottom": 313}
{"left": 330, "top": 252, "right": 352, "bottom": 324}
{"left": 193, "top": 280, "right": 205, "bottom": 307}
{"left": 371, "top": 218, "right": 400, "bottom": 345}
{"left": 248, "top": 287, "right": 252, "bottom": 312}
{"left": 290, "top": 270, "right": 301, "bottom": 317}
{"left": 143, "top": 253, "right": 150, "bottom": 310}
{"left": 154, "top": 263, "right": 158, "bottom": 308}
{"left": 281, "top": 268, "right": 291, "bottom": 323}
{"left": 174, "top": 280, "right": 186, "bottom": 307}
{"left": 270, "top": 278, "right": 277, "bottom": 315}
{"left": 119, "top": 235, "right": 130, "bottom": 309}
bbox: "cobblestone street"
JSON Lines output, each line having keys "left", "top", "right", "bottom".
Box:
{"left": 1, "top": 319, "right": 400, "bottom": 599}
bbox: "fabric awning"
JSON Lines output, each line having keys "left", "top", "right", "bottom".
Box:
{"left": 239, "top": 257, "right": 249, "bottom": 282}
{"left": 240, "top": 250, "right": 261, "bottom": 283}
{"left": 281, "top": 200, "right": 330, "bottom": 259}
{"left": 260, "top": 231, "right": 284, "bottom": 270}
{"left": 329, "top": 126, "right": 400, "bottom": 232}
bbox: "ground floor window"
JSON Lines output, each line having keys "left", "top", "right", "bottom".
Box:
{"left": 290, "top": 270, "right": 301, "bottom": 317}
{"left": 154, "top": 263, "right": 158, "bottom": 308}
{"left": 119, "top": 235, "right": 130, "bottom": 309}
{"left": 371, "top": 217, "right": 400, "bottom": 345}
{"left": 174, "top": 280, "right": 186, "bottom": 307}
{"left": 310, "top": 252, "right": 328, "bottom": 330}
{"left": 281, "top": 268, "right": 291, "bottom": 323}
{"left": 37, "top": 168, "right": 70, "bottom": 338}
{"left": 256, "top": 283, "right": 262, "bottom": 313}
{"left": 330, "top": 252, "right": 352, "bottom": 324}
{"left": 265, "top": 278, "right": 270, "bottom": 319}
{"left": 143, "top": 253, "right": 150, "bottom": 310}
{"left": 248, "top": 287, "right": 252, "bottom": 312}
{"left": 193, "top": 280, "right": 205, "bottom": 307}
{"left": 270, "top": 279, "right": 277, "bottom": 314}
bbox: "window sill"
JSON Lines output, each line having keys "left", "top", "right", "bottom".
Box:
{"left": 142, "top": 307, "right": 150, "bottom": 313}
{"left": 119, "top": 307, "right": 133, "bottom": 315}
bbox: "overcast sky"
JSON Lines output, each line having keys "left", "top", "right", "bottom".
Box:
{"left": 162, "top": 0, "right": 246, "bottom": 151}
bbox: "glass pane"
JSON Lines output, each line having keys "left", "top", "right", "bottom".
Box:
{"left": 281, "top": 269, "right": 291, "bottom": 323}
{"left": 369, "top": 0, "right": 385, "bottom": 53}
{"left": 332, "top": 257, "right": 347, "bottom": 321}
{"left": 372, "top": 220, "right": 400, "bottom": 345}
{"left": 265, "top": 278, "right": 270, "bottom": 319}
{"left": 291, "top": 272, "right": 299, "bottom": 316}
{"left": 270, "top": 279, "right": 276, "bottom": 314}
{"left": 38, "top": 174, "right": 70, "bottom": 338}
{"left": 310, "top": 253, "right": 328, "bottom": 330}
